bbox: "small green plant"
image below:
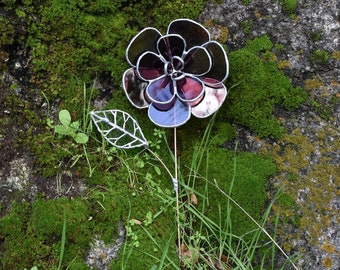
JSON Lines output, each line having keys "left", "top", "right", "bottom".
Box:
{"left": 0, "top": 16, "right": 15, "bottom": 47}
{"left": 310, "top": 31, "right": 322, "bottom": 42}
{"left": 311, "top": 49, "right": 329, "bottom": 65}
{"left": 44, "top": 82, "right": 96, "bottom": 177}
{"left": 55, "top": 109, "right": 89, "bottom": 144}
{"left": 311, "top": 100, "right": 331, "bottom": 119}
{"left": 242, "top": 0, "right": 252, "bottom": 5}
{"left": 148, "top": 128, "right": 166, "bottom": 150}
{"left": 279, "top": 0, "right": 298, "bottom": 15}
{"left": 241, "top": 19, "right": 253, "bottom": 34}
{"left": 126, "top": 220, "right": 141, "bottom": 248}
{"left": 274, "top": 43, "right": 285, "bottom": 51}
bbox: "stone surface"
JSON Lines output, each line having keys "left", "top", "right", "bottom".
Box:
{"left": 199, "top": 1, "right": 339, "bottom": 269}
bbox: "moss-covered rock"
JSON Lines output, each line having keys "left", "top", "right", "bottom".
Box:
{"left": 224, "top": 35, "right": 307, "bottom": 138}
{"left": 0, "top": 198, "right": 92, "bottom": 269}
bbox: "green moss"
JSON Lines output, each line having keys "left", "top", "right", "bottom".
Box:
{"left": 31, "top": 197, "right": 91, "bottom": 241}
{"left": 274, "top": 43, "right": 285, "bottom": 51}
{"left": 204, "top": 150, "right": 276, "bottom": 237}
{"left": 224, "top": 37, "right": 307, "bottom": 137}
{"left": 25, "top": 0, "right": 204, "bottom": 111}
{"left": 311, "top": 49, "right": 329, "bottom": 65}
{"left": 0, "top": 198, "right": 93, "bottom": 269}
{"left": 242, "top": 0, "right": 252, "bottom": 5}
{"left": 0, "top": 17, "right": 15, "bottom": 47}
{"left": 277, "top": 192, "right": 299, "bottom": 223}
{"left": 85, "top": 163, "right": 178, "bottom": 268}
{"left": 0, "top": 50, "right": 9, "bottom": 71}
{"left": 244, "top": 35, "right": 273, "bottom": 55}
{"left": 0, "top": 201, "right": 30, "bottom": 238}
{"left": 0, "top": 201, "right": 52, "bottom": 269}
{"left": 241, "top": 19, "right": 253, "bottom": 34}
{"left": 1, "top": 0, "right": 17, "bottom": 11}
{"left": 1, "top": 187, "right": 176, "bottom": 269}
{"left": 310, "top": 31, "right": 322, "bottom": 42}
{"left": 279, "top": 0, "right": 298, "bottom": 15}
{"left": 277, "top": 193, "right": 294, "bottom": 208}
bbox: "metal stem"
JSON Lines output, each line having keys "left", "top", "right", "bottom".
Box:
{"left": 174, "top": 127, "right": 181, "bottom": 259}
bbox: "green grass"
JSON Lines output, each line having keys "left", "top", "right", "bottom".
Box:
{"left": 116, "top": 116, "right": 299, "bottom": 269}
{"left": 57, "top": 214, "right": 67, "bottom": 270}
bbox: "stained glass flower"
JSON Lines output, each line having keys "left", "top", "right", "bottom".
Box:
{"left": 122, "top": 19, "right": 229, "bottom": 128}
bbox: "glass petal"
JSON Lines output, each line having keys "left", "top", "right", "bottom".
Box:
{"left": 167, "top": 19, "right": 210, "bottom": 49}
{"left": 191, "top": 84, "right": 227, "bottom": 118}
{"left": 136, "top": 52, "right": 164, "bottom": 80}
{"left": 176, "top": 75, "right": 204, "bottom": 103}
{"left": 148, "top": 99, "right": 191, "bottom": 128}
{"left": 152, "top": 98, "right": 176, "bottom": 111}
{"left": 126, "top": 27, "right": 162, "bottom": 66}
{"left": 183, "top": 46, "right": 211, "bottom": 76}
{"left": 157, "top": 34, "right": 186, "bottom": 61}
{"left": 199, "top": 77, "right": 221, "bottom": 87}
{"left": 146, "top": 75, "right": 175, "bottom": 104}
{"left": 122, "top": 68, "right": 149, "bottom": 109}
{"left": 202, "top": 41, "right": 229, "bottom": 84}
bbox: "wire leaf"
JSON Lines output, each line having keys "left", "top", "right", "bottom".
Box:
{"left": 90, "top": 110, "right": 149, "bottom": 149}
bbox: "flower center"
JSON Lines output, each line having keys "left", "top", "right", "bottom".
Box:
{"left": 164, "top": 56, "right": 185, "bottom": 81}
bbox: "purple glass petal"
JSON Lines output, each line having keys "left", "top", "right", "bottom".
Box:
{"left": 126, "top": 27, "right": 162, "bottom": 66}
{"left": 176, "top": 75, "right": 204, "bottom": 103}
{"left": 183, "top": 46, "right": 211, "bottom": 76}
{"left": 157, "top": 34, "right": 186, "bottom": 61}
{"left": 146, "top": 75, "right": 175, "bottom": 104}
{"left": 136, "top": 52, "right": 164, "bottom": 81}
{"left": 167, "top": 19, "right": 210, "bottom": 49}
{"left": 148, "top": 99, "right": 191, "bottom": 128}
{"left": 202, "top": 41, "right": 229, "bottom": 84}
{"left": 122, "top": 68, "right": 149, "bottom": 109}
{"left": 152, "top": 98, "right": 176, "bottom": 111}
{"left": 191, "top": 84, "right": 227, "bottom": 118}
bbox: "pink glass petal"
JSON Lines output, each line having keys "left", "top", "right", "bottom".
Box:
{"left": 157, "top": 34, "right": 186, "bottom": 61}
{"left": 183, "top": 46, "right": 211, "bottom": 76}
{"left": 176, "top": 75, "right": 204, "bottom": 103}
{"left": 148, "top": 99, "right": 191, "bottom": 128}
{"left": 122, "top": 68, "right": 149, "bottom": 109}
{"left": 126, "top": 27, "right": 162, "bottom": 66}
{"left": 202, "top": 41, "right": 229, "bottom": 84}
{"left": 191, "top": 84, "right": 227, "bottom": 118}
{"left": 146, "top": 75, "right": 175, "bottom": 104}
{"left": 167, "top": 19, "right": 210, "bottom": 49}
{"left": 136, "top": 52, "right": 164, "bottom": 81}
